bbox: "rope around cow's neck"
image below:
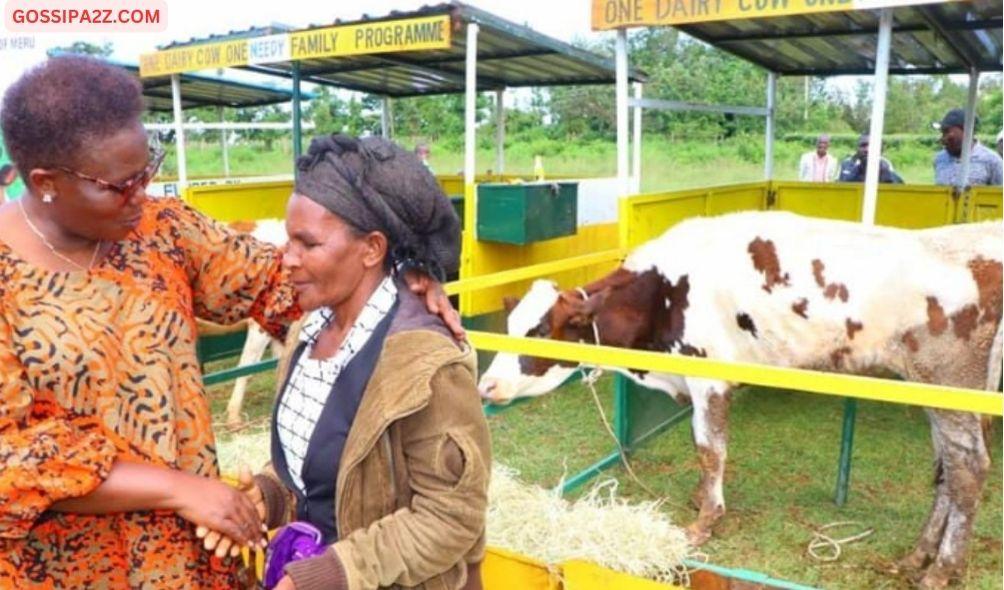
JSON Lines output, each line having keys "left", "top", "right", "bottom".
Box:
{"left": 580, "top": 366, "right": 684, "bottom": 506}
{"left": 575, "top": 287, "right": 677, "bottom": 503}
{"left": 574, "top": 287, "right": 602, "bottom": 346}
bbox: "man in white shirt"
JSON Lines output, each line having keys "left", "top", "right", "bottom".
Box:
{"left": 798, "top": 134, "right": 838, "bottom": 182}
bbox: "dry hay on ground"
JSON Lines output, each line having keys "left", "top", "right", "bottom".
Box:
{"left": 217, "top": 432, "right": 693, "bottom": 583}
{"left": 487, "top": 465, "right": 692, "bottom": 584}
{"left": 216, "top": 429, "right": 271, "bottom": 475}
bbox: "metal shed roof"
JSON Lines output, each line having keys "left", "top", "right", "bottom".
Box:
{"left": 675, "top": 1, "right": 1002, "bottom": 76}
{"left": 159, "top": 2, "right": 645, "bottom": 97}
{"left": 141, "top": 71, "right": 310, "bottom": 111}
{"left": 63, "top": 53, "right": 312, "bottom": 111}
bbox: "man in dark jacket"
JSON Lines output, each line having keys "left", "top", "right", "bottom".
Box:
{"left": 838, "top": 134, "right": 903, "bottom": 183}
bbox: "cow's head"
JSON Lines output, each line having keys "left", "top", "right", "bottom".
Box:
{"left": 479, "top": 268, "right": 682, "bottom": 403}
{"left": 478, "top": 281, "right": 578, "bottom": 403}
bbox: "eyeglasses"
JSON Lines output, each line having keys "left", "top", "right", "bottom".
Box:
{"left": 58, "top": 148, "right": 166, "bottom": 204}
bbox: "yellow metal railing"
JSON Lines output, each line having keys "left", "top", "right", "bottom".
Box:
{"left": 446, "top": 249, "right": 626, "bottom": 296}
{"left": 465, "top": 332, "right": 1002, "bottom": 416}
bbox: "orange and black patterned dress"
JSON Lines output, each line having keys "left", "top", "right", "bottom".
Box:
{"left": 0, "top": 198, "right": 300, "bottom": 588}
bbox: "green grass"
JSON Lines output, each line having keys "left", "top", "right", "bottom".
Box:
{"left": 206, "top": 367, "right": 1002, "bottom": 589}
{"left": 427, "top": 142, "right": 934, "bottom": 191}
{"left": 165, "top": 136, "right": 937, "bottom": 192}
{"left": 162, "top": 140, "right": 297, "bottom": 180}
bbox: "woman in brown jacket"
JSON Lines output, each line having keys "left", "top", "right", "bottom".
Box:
{"left": 240, "top": 134, "right": 491, "bottom": 590}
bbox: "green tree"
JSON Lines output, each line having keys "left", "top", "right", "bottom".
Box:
{"left": 978, "top": 75, "right": 1003, "bottom": 135}
{"left": 48, "top": 41, "right": 113, "bottom": 57}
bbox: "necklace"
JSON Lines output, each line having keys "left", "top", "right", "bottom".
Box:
{"left": 18, "top": 198, "right": 102, "bottom": 271}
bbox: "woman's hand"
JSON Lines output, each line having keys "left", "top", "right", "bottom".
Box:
{"left": 170, "top": 471, "right": 266, "bottom": 550}
{"left": 47, "top": 460, "right": 266, "bottom": 558}
{"left": 402, "top": 270, "right": 464, "bottom": 340}
{"left": 196, "top": 466, "right": 268, "bottom": 559}
{"left": 275, "top": 576, "right": 296, "bottom": 590}
{"left": 238, "top": 465, "right": 267, "bottom": 521}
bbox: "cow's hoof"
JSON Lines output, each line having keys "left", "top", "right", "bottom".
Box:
{"left": 916, "top": 567, "right": 954, "bottom": 590}
{"left": 685, "top": 524, "right": 712, "bottom": 546}
{"left": 891, "top": 550, "right": 933, "bottom": 575}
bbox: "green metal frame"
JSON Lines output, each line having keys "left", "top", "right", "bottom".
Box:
{"left": 196, "top": 330, "right": 249, "bottom": 366}
{"left": 560, "top": 374, "right": 693, "bottom": 494}
{"left": 197, "top": 328, "right": 278, "bottom": 387}
{"left": 835, "top": 398, "right": 858, "bottom": 507}
{"left": 204, "top": 358, "right": 277, "bottom": 387}
{"left": 682, "top": 559, "right": 821, "bottom": 590}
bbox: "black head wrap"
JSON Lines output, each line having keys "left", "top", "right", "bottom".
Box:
{"left": 294, "top": 134, "right": 460, "bottom": 281}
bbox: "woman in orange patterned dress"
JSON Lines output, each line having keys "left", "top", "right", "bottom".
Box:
{"left": 0, "top": 56, "right": 456, "bottom": 588}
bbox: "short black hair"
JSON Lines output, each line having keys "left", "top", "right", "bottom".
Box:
{"left": 1, "top": 55, "right": 144, "bottom": 177}
{"left": 938, "top": 108, "right": 978, "bottom": 132}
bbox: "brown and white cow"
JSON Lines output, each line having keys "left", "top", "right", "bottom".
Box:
{"left": 479, "top": 211, "right": 1002, "bottom": 589}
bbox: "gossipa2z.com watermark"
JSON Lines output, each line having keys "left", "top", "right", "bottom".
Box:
{"left": 3, "top": 0, "right": 168, "bottom": 33}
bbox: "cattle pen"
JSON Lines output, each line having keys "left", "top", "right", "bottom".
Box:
{"left": 455, "top": 0, "right": 1003, "bottom": 588}
{"left": 138, "top": 0, "right": 1004, "bottom": 588}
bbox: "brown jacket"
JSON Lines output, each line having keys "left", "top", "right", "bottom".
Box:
{"left": 256, "top": 289, "right": 491, "bottom": 590}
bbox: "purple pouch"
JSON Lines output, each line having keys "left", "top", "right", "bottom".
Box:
{"left": 264, "top": 521, "right": 327, "bottom": 589}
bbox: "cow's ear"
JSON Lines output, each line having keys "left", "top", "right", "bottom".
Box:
{"left": 502, "top": 296, "right": 520, "bottom": 313}
{"left": 568, "top": 289, "right": 609, "bottom": 326}
{"left": 559, "top": 289, "right": 592, "bottom": 312}
{"left": 581, "top": 288, "right": 610, "bottom": 317}
{"left": 558, "top": 290, "right": 581, "bottom": 304}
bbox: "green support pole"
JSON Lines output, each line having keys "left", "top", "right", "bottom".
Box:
{"left": 681, "top": 560, "right": 821, "bottom": 590}
{"left": 203, "top": 358, "right": 278, "bottom": 387}
{"left": 614, "top": 373, "right": 630, "bottom": 448}
{"left": 560, "top": 374, "right": 693, "bottom": 495}
{"left": 835, "top": 397, "right": 857, "bottom": 506}
{"left": 561, "top": 373, "right": 631, "bottom": 495}
{"left": 292, "top": 62, "right": 303, "bottom": 164}
{"left": 560, "top": 450, "right": 624, "bottom": 494}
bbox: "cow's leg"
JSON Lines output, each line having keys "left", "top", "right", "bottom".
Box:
{"left": 686, "top": 382, "right": 733, "bottom": 545}
{"left": 894, "top": 319, "right": 1000, "bottom": 586}
{"left": 226, "top": 323, "right": 272, "bottom": 427}
{"left": 270, "top": 338, "right": 284, "bottom": 360}
{"left": 917, "top": 410, "right": 989, "bottom": 590}
{"left": 895, "top": 412, "right": 951, "bottom": 575}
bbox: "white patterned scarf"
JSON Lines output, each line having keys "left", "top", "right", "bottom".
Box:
{"left": 275, "top": 276, "right": 398, "bottom": 493}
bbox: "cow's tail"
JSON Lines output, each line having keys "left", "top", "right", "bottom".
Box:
{"left": 982, "top": 319, "right": 1003, "bottom": 458}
